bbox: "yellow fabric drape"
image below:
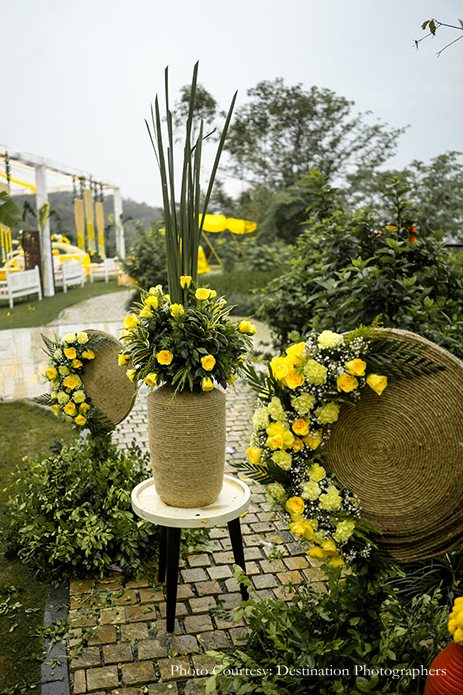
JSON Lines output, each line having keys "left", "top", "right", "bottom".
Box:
{"left": 74, "top": 198, "right": 86, "bottom": 250}
{"left": 95, "top": 201, "right": 106, "bottom": 259}
{"left": 198, "top": 214, "right": 256, "bottom": 234}
{"left": 83, "top": 188, "right": 96, "bottom": 254}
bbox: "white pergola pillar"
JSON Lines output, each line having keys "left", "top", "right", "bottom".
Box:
{"left": 113, "top": 187, "right": 125, "bottom": 259}
{"left": 35, "top": 162, "right": 55, "bottom": 297}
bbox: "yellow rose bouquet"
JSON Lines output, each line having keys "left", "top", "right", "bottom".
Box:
{"left": 236, "top": 324, "right": 445, "bottom": 565}
{"left": 35, "top": 331, "right": 111, "bottom": 432}
{"left": 118, "top": 281, "right": 254, "bottom": 394}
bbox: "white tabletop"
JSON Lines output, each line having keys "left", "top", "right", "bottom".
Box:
{"left": 131, "top": 475, "right": 251, "bottom": 528}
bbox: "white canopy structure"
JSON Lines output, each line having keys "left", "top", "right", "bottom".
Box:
{"left": 0, "top": 145, "right": 125, "bottom": 297}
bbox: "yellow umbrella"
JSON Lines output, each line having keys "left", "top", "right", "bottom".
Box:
{"left": 198, "top": 214, "right": 257, "bottom": 265}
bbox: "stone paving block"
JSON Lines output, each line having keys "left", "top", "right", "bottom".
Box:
{"left": 103, "top": 641, "right": 133, "bottom": 664}
{"left": 181, "top": 568, "right": 208, "bottom": 583}
{"left": 127, "top": 603, "right": 157, "bottom": 622}
{"left": 183, "top": 613, "right": 214, "bottom": 634}
{"left": 207, "top": 566, "right": 232, "bottom": 580}
{"left": 277, "top": 570, "right": 303, "bottom": 585}
{"left": 86, "top": 665, "right": 120, "bottom": 691}
{"left": 252, "top": 574, "right": 279, "bottom": 589}
{"left": 257, "top": 512, "right": 274, "bottom": 522}
{"left": 242, "top": 534, "right": 265, "bottom": 546}
{"left": 125, "top": 576, "right": 152, "bottom": 589}
{"left": 87, "top": 624, "right": 117, "bottom": 645}
{"left": 154, "top": 618, "right": 183, "bottom": 637}
{"left": 195, "top": 580, "right": 222, "bottom": 597}
{"left": 72, "top": 669, "right": 86, "bottom": 694}
{"left": 185, "top": 677, "right": 216, "bottom": 694}
{"left": 139, "top": 587, "right": 164, "bottom": 603}
{"left": 100, "top": 607, "right": 126, "bottom": 624}
{"left": 243, "top": 547, "right": 263, "bottom": 561}
{"left": 303, "top": 567, "right": 326, "bottom": 582}
{"left": 189, "top": 596, "right": 216, "bottom": 614}
{"left": 122, "top": 660, "right": 157, "bottom": 686}
{"left": 191, "top": 654, "right": 217, "bottom": 676}
{"left": 95, "top": 577, "right": 124, "bottom": 591}
{"left": 188, "top": 553, "right": 211, "bottom": 567}
{"left": 69, "top": 609, "right": 99, "bottom": 628}
{"left": 214, "top": 615, "right": 245, "bottom": 630}
{"left": 177, "top": 584, "right": 195, "bottom": 599}
{"left": 224, "top": 577, "right": 240, "bottom": 593}
{"left": 120, "top": 622, "right": 150, "bottom": 641}
{"left": 244, "top": 561, "right": 260, "bottom": 575}
{"left": 273, "top": 586, "right": 296, "bottom": 601}
{"left": 146, "top": 685, "right": 179, "bottom": 695}
{"left": 259, "top": 559, "right": 286, "bottom": 573}
{"left": 171, "top": 634, "right": 200, "bottom": 654}
{"left": 159, "top": 601, "right": 188, "bottom": 618}
{"left": 109, "top": 589, "right": 138, "bottom": 606}
{"left": 70, "top": 646, "right": 101, "bottom": 671}
{"left": 212, "top": 550, "right": 235, "bottom": 564}
{"left": 197, "top": 629, "right": 230, "bottom": 650}
{"left": 229, "top": 626, "right": 250, "bottom": 645}
{"left": 138, "top": 638, "right": 168, "bottom": 659}
{"left": 69, "top": 578, "right": 95, "bottom": 595}
{"left": 208, "top": 528, "right": 228, "bottom": 539}
{"left": 220, "top": 592, "right": 243, "bottom": 611}
{"left": 157, "top": 656, "right": 192, "bottom": 681}
{"left": 284, "top": 556, "right": 310, "bottom": 570}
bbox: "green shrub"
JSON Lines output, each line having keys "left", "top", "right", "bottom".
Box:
{"left": 243, "top": 239, "right": 292, "bottom": 272}
{"left": 6, "top": 436, "right": 160, "bottom": 582}
{"left": 208, "top": 561, "right": 450, "bottom": 695}
{"left": 121, "top": 225, "right": 168, "bottom": 289}
{"left": 205, "top": 266, "right": 287, "bottom": 315}
{"left": 257, "top": 178, "right": 463, "bottom": 358}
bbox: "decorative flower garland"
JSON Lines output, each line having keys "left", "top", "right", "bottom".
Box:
{"left": 118, "top": 278, "right": 255, "bottom": 393}
{"left": 237, "top": 326, "right": 443, "bottom": 567}
{"left": 37, "top": 331, "right": 103, "bottom": 430}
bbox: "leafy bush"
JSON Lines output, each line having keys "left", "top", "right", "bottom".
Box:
{"left": 205, "top": 267, "right": 288, "bottom": 316}
{"left": 257, "top": 177, "right": 463, "bottom": 358}
{"left": 6, "top": 436, "right": 160, "bottom": 582}
{"left": 209, "top": 561, "right": 450, "bottom": 695}
{"left": 121, "top": 225, "right": 168, "bottom": 289}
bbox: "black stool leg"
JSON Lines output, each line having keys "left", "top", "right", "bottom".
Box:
{"left": 166, "top": 527, "right": 181, "bottom": 633}
{"left": 228, "top": 517, "right": 249, "bottom": 600}
{"left": 157, "top": 526, "right": 167, "bottom": 583}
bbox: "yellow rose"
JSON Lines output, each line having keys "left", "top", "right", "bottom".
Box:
{"left": 77, "top": 332, "right": 89, "bottom": 344}
{"left": 156, "top": 350, "right": 173, "bottom": 365}
{"left": 139, "top": 306, "right": 153, "bottom": 318}
{"left": 289, "top": 521, "right": 307, "bottom": 537}
{"left": 171, "top": 303, "right": 185, "bottom": 317}
{"left": 196, "top": 288, "right": 210, "bottom": 300}
{"left": 337, "top": 373, "right": 359, "bottom": 393}
{"left": 120, "top": 329, "right": 131, "bottom": 342}
{"left": 329, "top": 557, "right": 345, "bottom": 568}
{"left": 64, "top": 332, "right": 76, "bottom": 343}
{"left": 303, "top": 523, "right": 315, "bottom": 541}
{"left": 75, "top": 414, "right": 87, "bottom": 426}
{"left": 180, "top": 275, "right": 192, "bottom": 289}
{"left": 283, "top": 370, "right": 305, "bottom": 389}
{"left": 302, "top": 430, "right": 322, "bottom": 450}
{"left": 72, "top": 359, "right": 83, "bottom": 368}
{"left": 292, "top": 418, "right": 310, "bottom": 437}
{"left": 201, "top": 354, "right": 216, "bottom": 371}
{"left": 345, "top": 359, "right": 366, "bottom": 376}
{"left": 285, "top": 342, "right": 306, "bottom": 366}
{"left": 270, "top": 355, "right": 291, "bottom": 381}
{"left": 307, "top": 546, "right": 325, "bottom": 561}
{"left": 63, "top": 374, "right": 81, "bottom": 390}
{"left": 64, "top": 347, "right": 77, "bottom": 359}
{"left": 292, "top": 438, "right": 304, "bottom": 452}
{"left": 201, "top": 377, "right": 214, "bottom": 391}
{"left": 366, "top": 374, "right": 388, "bottom": 396}
{"left": 118, "top": 353, "right": 130, "bottom": 366}
{"left": 227, "top": 374, "right": 239, "bottom": 385}
{"left": 144, "top": 373, "right": 157, "bottom": 388}
{"left": 238, "top": 320, "right": 252, "bottom": 334}
{"left": 285, "top": 496, "right": 305, "bottom": 515}
{"left": 322, "top": 539, "right": 338, "bottom": 556}
{"left": 250, "top": 324, "right": 257, "bottom": 335}
{"left": 143, "top": 296, "right": 158, "bottom": 311}
{"left": 318, "top": 330, "right": 342, "bottom": 349}
{"left": 81, "top": 350, "right": 95, "bottom": 360}
{"left": 79, "top": 402, "right": 90, "bottom": 413}
{"left": 126, "top": 368, "right": 137, "bottom": 382}
{"left": 64, "top": 402, "right": 77, "bottom": 416}
{"left": 123, "top": 314, "right": 139, "bottom": 330}
{"left": 266, "top": 421, "right": 295, "bottom": 450}
{"left": 51, "top": 404, "right": 61, "bottom": 416}
{"left": 46, "top": 366, "right": 58, "bottom": 380}
{"left": 247, "top": 447, "right": 263, "bottom": 464}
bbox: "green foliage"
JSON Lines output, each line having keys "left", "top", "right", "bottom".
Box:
{"left": 205, "top": 267, "right": 287, "bottom": 316}
{"left": 257, "top": 177, "right": 463, "bottom": 358}
{"left": 208, "top": 562, "right": 450, "bottom": 695}
{"left": 224, "top": 79, "right": 404, "bottom": 192}
{"left": 6, "top": 436, "right": 161, "bottom": 582}
{"left": 0, "top": 191, "right": 22, "bottom": 229}
{"left": 121, "top": 225, "right": 168, "bottom": 289}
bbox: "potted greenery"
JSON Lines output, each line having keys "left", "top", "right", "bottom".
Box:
{"left": 119, "top": 63, "right": 255, "bottom": 507}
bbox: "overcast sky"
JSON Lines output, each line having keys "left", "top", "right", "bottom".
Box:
{"left": 2, "top": 0, "right": 462, "bottom": 207}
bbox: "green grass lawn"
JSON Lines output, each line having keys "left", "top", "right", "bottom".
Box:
{"left": 0, "top": 402, "right": 77, "bottom": 692}
{"left": 0, "top": 278, "right": 128, "bottom": 330}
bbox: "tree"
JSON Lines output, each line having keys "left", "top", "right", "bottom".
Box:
{"left": 224, "top": 79, "right": 405, "bottom": 192}
{"left": 416, "top": 18, "right": 463, "bottom": 57}
{"left": 173, "top": 82, "right": 220, "bottom": 141}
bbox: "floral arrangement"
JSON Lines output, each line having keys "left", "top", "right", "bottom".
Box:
{"left": 448, "top": 597, "right": 463, "bottom": 646}
{"left": 118, "top": 278, "right": 255, "bottom": 393}
{"left": 237, "top": 325, "right": 444, "bottom": 566}
{"left": 36, "top": 331, "right": 110, "bottom": 432}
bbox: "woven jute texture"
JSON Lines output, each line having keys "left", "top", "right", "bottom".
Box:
{"left": 147, "top": 385, "right": 226, "bottom": 508}
{"left": 325, "top": 329, "right": 463, "bottom": 563}
{"left": 81, "top": 330, "right": 136, "bottom": 426}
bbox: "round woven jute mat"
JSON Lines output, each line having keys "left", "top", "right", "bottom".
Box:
{"left": 81, "top": 330, "right": 136, "bottom": 426}
{"left": 325, "top": 329, "right": 463, "bottom": 563}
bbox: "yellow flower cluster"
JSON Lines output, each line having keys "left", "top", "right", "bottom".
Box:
{"left": 448, "top": 597, "right": 463, "bottom": 645}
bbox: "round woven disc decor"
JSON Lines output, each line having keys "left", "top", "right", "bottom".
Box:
{"left": 81, "top": 330, "right": 136, "bottom": 426}
{"left": 325, "top": 329, "right": 463, "bottom": 563}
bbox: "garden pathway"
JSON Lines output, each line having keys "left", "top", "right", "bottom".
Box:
{"left": 25, "top": 291, "right": 322, "bottom": 695}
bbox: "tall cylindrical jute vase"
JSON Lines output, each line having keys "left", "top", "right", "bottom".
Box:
{"left": 147, "top": 385, "right": 226, "bottom": 508}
